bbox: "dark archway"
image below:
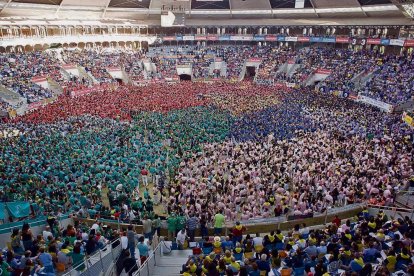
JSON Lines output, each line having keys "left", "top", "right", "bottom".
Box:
{"left": 245, "top": 66, "right": 256, "bottom": 80}
{"left": 179, "top": 74, "right": 191, "bottom": 81}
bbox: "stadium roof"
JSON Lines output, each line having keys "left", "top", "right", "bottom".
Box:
{"left": 0, "top": 0, "right": 413, "bottom": 25}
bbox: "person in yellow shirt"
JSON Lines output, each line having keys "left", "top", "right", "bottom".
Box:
{"left": 384, "top": 249, "right": 397, "bottom": 272}
{"left": 228, "top": 257, "right": 240, "bottom": 274}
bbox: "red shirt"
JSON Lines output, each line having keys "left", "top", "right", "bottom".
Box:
{"left": 332, "top": 217, "right": 341, "bottom": 227}
{"left": 141, "top": 169, "right": 148, "bottom": 176}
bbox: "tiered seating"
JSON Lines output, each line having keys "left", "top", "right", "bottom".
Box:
{"left": 361, "top": 52, "right": 414, "bottom": 105}
{"left": 180, "top": 210, "right": 414, "bottom": 275}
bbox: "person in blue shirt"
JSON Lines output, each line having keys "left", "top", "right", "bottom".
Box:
{"left": 137, "top": 236, "right": 149, "bottom": 265}
{"left": 38, "top": 247, "right": 54, "bottom": 274}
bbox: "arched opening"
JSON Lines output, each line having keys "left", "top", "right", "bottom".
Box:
{"left": 6, "top": 46, "right": 14, "bottom": 53}
{"left": 69, "top": 42, "right": 77, "bottom": 48}
{"left": 33, "top": 44, "right": 43, "bottom": 51}
{"left": 24, "top": 45, "right": 33, "bottom": 52}
{"left": 78, "top": 42, "right": 85, "bottom": 49}
{"left": 245, "top": 66, "right": 256, "bottom": 81}
{"left": 0, "top": 47, "right": 6, "bottom": 53}
{"left": 179, "top": 74, "right": 192, "bottom": 81}
{"left": 102, "top": 41, "right": 110, "bottom": 48}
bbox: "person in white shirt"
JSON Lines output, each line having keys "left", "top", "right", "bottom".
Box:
{"left": 121, "top": 232, "right": 129, "bottom": 250}
{"left": 42, "top": 226, "right": 53, "bottom": 241}
{"left": 253, "top": 233, "right": 263, "bottom": 248}
{"left": 176, "top": 229, "right": 187, "bottom": 250}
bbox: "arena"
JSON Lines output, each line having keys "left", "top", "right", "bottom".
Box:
{"left": 0, "top": 0, "right": 414, "bottom": 275}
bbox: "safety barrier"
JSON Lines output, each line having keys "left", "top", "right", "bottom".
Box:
{"left": 133, "top": 241, "right": 164, "bottom": 276}
{"left": 63, "top": 238, "right": 122, "bottom": 276}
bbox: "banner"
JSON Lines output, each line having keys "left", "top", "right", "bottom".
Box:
{"left": 163, "top": 36, "right": 175, "bottom": 41}
{"left": 230, "top": 35, "right": 253, "bottom": 41}
{"left": 107, "top": 67, "right": 122, "bottom": 71}
{"left": 247, "top": 58, "right": 262, "bottom": 62}
{"left": 336, "top": 37, "right": 349, "bottom": 43}
{"left": 254, "top": 35, "right": 266, "bottom": 41}
{"left": 176, "top": 35, "right": 183, "bottom": 41}
{"left": 297, "top": 37, "right": 310, "bottom": 42}
{"left": 285, "top": 36, "right": 298, "bottom": 42}
{"left": 315, "top": 69, "right": 332, "bottom": 75}
{"left": 70, "top": 85, "right": 108, "bottom": 98}
{"left": 0, "top": 203, "right": 4, "bottom": 220}
{"left": 6, "top": 202, "right": 31, "bottom": 218}
{"left": 207, "top": 35, "right": 218, "bottom": 41}
{"left": 277, "top": 36, "right": 285, "bottom": 42}
{"left": 31, "top": 76, "right": 48, "bottom": 83}
{"left": 404, "top": 39, "right": 414, "bottom": 47}
{"left": 322, "top": 37, "right": 336, "bottom": 43}
{"left": 215, "top": 58, "right": 223, "bottom": 62}
{"left": 219, "top": 35, "right": 230, "bottom": 41}
{"left": 357, "top": 95, "right": 393, "bottom": 113}
{"left": 62, "top": 64, "right": 77, "bottom": 69}
{"left": 367, "top": 38, "right": 381, "bottom": 45}
{"left": 28, "top": 101, "right": 43, "bottom": 110}
{"left": 195, "top": 35, "right": 207, "bottom": 41}
{"left": 390, "top": 39, "right": 405, "bottom": 46}
{"left": 380, "top": 39, "right": 390, "bottom": 46}
{"left": 310, "top": 37, "right": 323, "bottom": 43}
{"left": 265, "top": 35, "right": 277, "bottom": 41}
{"left": 182, "top": 35, "right": 195, "bottom": 41}
{"left": 288, "top": 59, "right": 295, "bottom": 64}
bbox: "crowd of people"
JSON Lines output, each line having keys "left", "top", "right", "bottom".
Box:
{"left": 179, "top": 209, "right": 414, "bottom": 276}
{"left": 0, "top": 46, "right": 413, "bottom": 108}
{"left": 0, "top": 80, "right": 412, "bottom": 224}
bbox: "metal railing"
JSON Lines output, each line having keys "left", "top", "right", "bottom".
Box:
{"left": 63, "top": 238, "right": 122, "bottom": 276}
{"left": 133, "top": 241, "right": 165, "bottom": 276}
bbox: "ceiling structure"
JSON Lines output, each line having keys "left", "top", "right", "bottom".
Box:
{"left": 0, "top": 0, "right": 412, "bottom": 26}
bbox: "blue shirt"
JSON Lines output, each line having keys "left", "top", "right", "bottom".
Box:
{"left": 39, "top": 252, "right": 53, "bottom": 267}
{"left": 137, "top": 243, "right": 149, "bottom": 257}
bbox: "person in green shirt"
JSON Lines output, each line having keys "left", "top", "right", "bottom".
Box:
{"left": 167, "top": 214, "right": 177, "bottom": 241}
{"left": 176, "top": 214, "right": 187, "bottom": 233}
{"left": 0, "top": 256, "right": 12, "bottom": 276}
{"left": 214, "top": 210, "right": 225, "bottom": 235}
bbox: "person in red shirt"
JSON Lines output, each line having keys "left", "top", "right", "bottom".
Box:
{"left": 141, "top": 167, "right": 149, "bottom": 187}
{"left": 332, "top": 215, "right": 341, "bottom": 227}
{"left": 232, "top": 221, "right": 247, "bottom": 244}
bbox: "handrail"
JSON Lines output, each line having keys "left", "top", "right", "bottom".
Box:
{"left": 133, "top": 240, "right": 165, "bottom": 276}
{"left": 62, "top": 238, "right": 121, "bottom": 276}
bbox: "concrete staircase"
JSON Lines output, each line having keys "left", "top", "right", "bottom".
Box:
{"left": 221, "top": 62, "right": 227, "bottom": 77}
{"left": 238, "top": 62, "right": 247, "bottom": 81}
{"left": 78, "top": 66, "right": 98, "bottom": 84}
{"left": 287, "top": 64, "right": 301, "bottom": 77}
{"left": 152, "top": 247, "right": 192, "bottom": 276}
{"left": 47, "top": 77, "right": 64, "bottom": 96}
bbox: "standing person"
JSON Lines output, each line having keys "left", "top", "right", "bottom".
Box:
{"left": 152, "top": 215, "right": 161, "bottom": 238}
{"left": 214, "top": 210, "right": 225, "bottom": 236}
{"left": 127, "top": 225, "right": 138, "bottom": 259}
{"left": 137, "top": 236, "right": 149, "bottom": 264}
{"left": 141, "top": 167, "right": 149, "bottom": 187}
{"left": 186, "top": 213, "right": 199, "bottom": 242}
{"left": 38, "top": 247, "right": 54, "bottom": 274}
{"left": 10, "top": 228, "right": 24, "bottom": 255}
{"left": 232, "top": 221, "right": 247, "bottom": 244}
{"left": 176, "top": 229, "right": 188, "bottom": 250}
{"left": 200, "top": 214, "right": 208, "bottom": 237}
{"left": 21, "top": 223, "right": 33, "bottom": 252}
{"left": 167, "top": 213, "right": 177, "bottom": 241}
{"left": 142, "top": 216, "right": 153, "bottom": 242}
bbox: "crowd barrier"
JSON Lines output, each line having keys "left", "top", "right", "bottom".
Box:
{"left": 132, "top": 240, "right": 164, "bottom": 276}
{"left": 63, "top": 238, "right": 122, "bottom": 276}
